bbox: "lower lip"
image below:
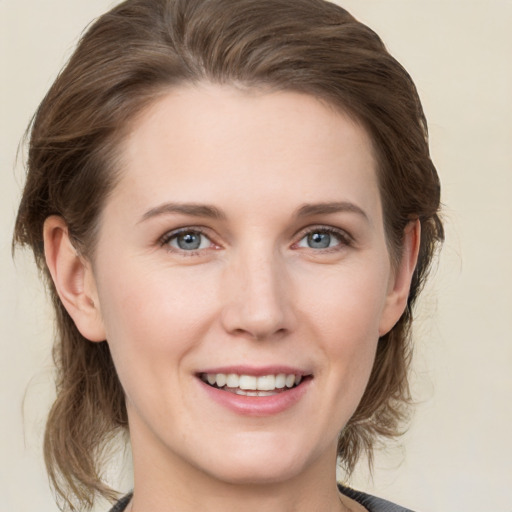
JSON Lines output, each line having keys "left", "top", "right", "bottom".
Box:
{"left": 198, "top": 378, "right": 311, "bottom": 417}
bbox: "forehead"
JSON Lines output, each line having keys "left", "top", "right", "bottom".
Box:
{"left": 112, "top": 84, "right": 381, "bottom": 221}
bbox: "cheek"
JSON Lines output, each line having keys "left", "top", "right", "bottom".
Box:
{"left": 95, "top": 263, "right": 219, "bottom": 385}
{"left": 298, "top": 259, "right": 389, "bottom": 382}
{"left": 299, "top": 258, "right": 390, "bottom": 338}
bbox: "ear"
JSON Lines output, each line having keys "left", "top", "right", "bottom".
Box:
{"left": 378, "top": 220, "right": 421, "bottom": 337}
{"left": 43, "top": 215, "right": 106, "bottom": 342}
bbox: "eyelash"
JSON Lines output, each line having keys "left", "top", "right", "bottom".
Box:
{"left": 294, "top": 225, "right": 353, "bottom": 252}
{"left": 159, "top": 227, "right": 217, "bottom": 256}
{"left": 158, "top": 225, "right": 353, "bottom": 255}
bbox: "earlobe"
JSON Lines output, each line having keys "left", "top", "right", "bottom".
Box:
{"left": 43, "top": 216, "right": 106, "bottom": 342}
{"left": 378, "top": 220, "right": 421, "bottom": 337}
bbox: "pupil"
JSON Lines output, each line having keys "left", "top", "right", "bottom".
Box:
{"left": 178, "top": 232, "right": 201, "bottom": 250}
{"left": 308, "top": 232, "right": 330, "bottom": 249}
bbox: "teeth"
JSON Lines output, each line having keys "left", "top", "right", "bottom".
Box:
{"left": 235, "top": 389, "right": 259, "bottom": 396}
{"left": 239, "top": 375, "right": 257, "bottom": 390}
{"left": 285, "top": 374, "right": 295, "bottom": 388}
{"left": 202, "top": 372, "right": 305, "bottom": 392}
{"left": 257, "top": 375, "right": 275, "bottom": 391}
{"left": 275, "top": 373, "right": 286, "bottom": 389}
{"left": 234, "top": 389, "right": 277, "bottom": 397}
{"left": 226, "top": 373, "right": 239, "bottom": 388}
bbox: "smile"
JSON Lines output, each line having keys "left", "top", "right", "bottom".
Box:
{"left": 200, "top": 373, "right": 304, "bottom": 396}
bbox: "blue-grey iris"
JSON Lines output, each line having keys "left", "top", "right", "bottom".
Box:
{"left": 177, "top": 232, "right": 202, "bottom": 250}
{"left": 308, "top": 232, "right": 331, "bottom": 249}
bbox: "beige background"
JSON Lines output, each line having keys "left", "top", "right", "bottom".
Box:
{"left": 1, "top": 1, "right": 511, "bottom": 511}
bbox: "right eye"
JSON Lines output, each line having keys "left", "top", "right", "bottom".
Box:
{"left": 161, "top": 229, "right": 214, "bottom": 253}
{"left": 297, "top": 230, "right": 340, "bottom": 249}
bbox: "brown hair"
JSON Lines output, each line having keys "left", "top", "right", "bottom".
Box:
{"left": 14, "top": 0, "right": 443, "bottom": 510}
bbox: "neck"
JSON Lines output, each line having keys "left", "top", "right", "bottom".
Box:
{"left": 128, "top": 425, "right": 348, "bottom": 512}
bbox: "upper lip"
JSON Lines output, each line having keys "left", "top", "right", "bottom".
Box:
{"left": 196, "top": 365, "right": 311, "bottom": 377}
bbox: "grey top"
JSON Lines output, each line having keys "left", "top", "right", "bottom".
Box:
{"left": 108, "top": 486, "right": 415, "bottom": 512}
{"left": 339, "top": 484, "right": 415, "bottom": 512}
{"left": 109, "top": 494, "right": 132, "bottom": 512}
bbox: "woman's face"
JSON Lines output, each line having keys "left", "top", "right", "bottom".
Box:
{"left": 85, "top": 85, "right": 411, "bottom": 486}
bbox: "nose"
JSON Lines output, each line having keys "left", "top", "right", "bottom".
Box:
{"left": 220, "top": 248, "right": 296, "bottom": 341}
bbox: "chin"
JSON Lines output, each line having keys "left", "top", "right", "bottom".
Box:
{"left": 206, "top": 458, "right": 305, "bottom": 486}
{"left": 194, "top": 434, "right": 319, "bottom": 486}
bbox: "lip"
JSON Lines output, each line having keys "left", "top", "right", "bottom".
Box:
{"left": 197, "top": 365, "right": 310, "bottom": 377}
{"left": 196, "top": 365, "right": 312, "bottom": 417}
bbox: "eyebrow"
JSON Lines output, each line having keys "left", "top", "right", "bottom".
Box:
{"left": 138, "top": 200, "right": 368, "bottom": 224}
{"left": 296, "top": 202, "right": 369, "bottom": 221}
{"left": 139, "top": 202, "right": 226, "bottom": 223}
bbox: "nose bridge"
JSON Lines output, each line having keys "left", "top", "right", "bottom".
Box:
{"left": 221, "top": 242, "right": 294, "bottom": 339}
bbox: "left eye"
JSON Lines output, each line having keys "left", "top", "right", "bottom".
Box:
{"left": 297, "top": 230, "right": 343, "bottom": 249}
{"left": 167, "top": 231, "right": 212, "bottom": 251}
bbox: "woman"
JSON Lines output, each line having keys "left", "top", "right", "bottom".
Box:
{"left": 14, "top": 0, "right": 443, "bottom": 511}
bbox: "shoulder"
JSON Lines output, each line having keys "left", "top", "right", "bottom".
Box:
{"left": 109, "top": 488, "right": 414, "bottom": 512}
{"left": 108, "top": 493, "right": 133, "bottom": 512}
{"left": 338, "top": 484, "right": 416, "bottom": 512}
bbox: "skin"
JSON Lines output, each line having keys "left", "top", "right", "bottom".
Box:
{"left": 44, "top": 84, "right": 419, "bottom": 512}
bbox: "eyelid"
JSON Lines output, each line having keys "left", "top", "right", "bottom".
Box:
{"left": 292, "top": 224, "right": 354, "bottom": 249}
{"left": 157, "top": 224, "right": 353, "bottom": 254}
{"left": 158, "top": 226, "right": 220, "bottom": 253}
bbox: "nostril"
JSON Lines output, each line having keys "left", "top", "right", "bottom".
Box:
{"left": 219, "top": 266, "right": 296, "bottom": 339}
